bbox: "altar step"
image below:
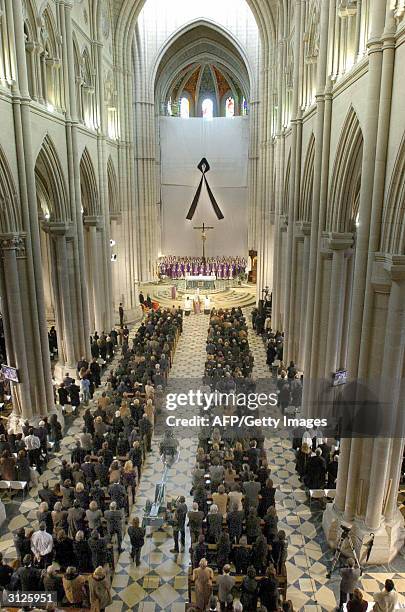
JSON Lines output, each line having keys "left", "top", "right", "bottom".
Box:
{"left": 150, "top": 287, "right": 256, "bottom": 310}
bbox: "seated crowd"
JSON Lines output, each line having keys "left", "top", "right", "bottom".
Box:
{"left": 0, "top": 306, "right": 183, "bottom": 608}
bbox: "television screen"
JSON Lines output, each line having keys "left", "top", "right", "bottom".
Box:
{"left": 1, "top": 364, "right": 19, "bottom": 383}
{"left": 332, "top": 369, "right": 348, "bottom": 387}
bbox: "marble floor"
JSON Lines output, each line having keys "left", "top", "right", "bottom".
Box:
{"left": 1, "top": 308, "right": 405, "bottom": 611}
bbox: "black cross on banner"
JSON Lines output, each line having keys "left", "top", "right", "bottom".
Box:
{"left": 186, "top": 158, "right": 224, "bottom": 221}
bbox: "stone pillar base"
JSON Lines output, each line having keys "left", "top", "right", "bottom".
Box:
{"left": 7, "top": 404, "right": 65, "bottom": 431}
{"left": 323, "top": 503, "right": 405, "bottom": 564}
{"left": 53, "top": 361, "right": 77, "bottom": 383}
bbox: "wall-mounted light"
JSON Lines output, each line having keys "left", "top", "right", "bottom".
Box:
{"left": 111, "top": 254, "right": 117, "bottom": 262}
{"left": 110, "top": 239, "right": 116, "bottom": 247}
{"left": 47, "top": 103, "right": 54, "bottom": 113}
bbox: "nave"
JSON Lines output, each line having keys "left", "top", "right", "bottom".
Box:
{"left": 1, "top": 306, "right": 404, "bottom": 611}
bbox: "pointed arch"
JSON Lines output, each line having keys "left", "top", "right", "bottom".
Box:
{"left": 35, "top": 135, "right": 69, "bottom": 222}
{"left": 327, "top": 107, "right": 363, "bottom": 233}
{"left": 80, "top": 148, "right": 100, "bottom": 216}
{"left": 107, "top": 157, "right": 120, "bottom": 214}
{"left": 40, "top": 5, "right": 58, "bottom": 58}
{"left": 381, "top": 133, "right": 405, "bottom": 254}
{"left": 282, "top": 150, "right": 291, "bottom": 215}
{"left": 0, "top": 147, "right": 21, "bottom": 233}
{"left": 299, "top": 134, "right": 315, "bottom": 222}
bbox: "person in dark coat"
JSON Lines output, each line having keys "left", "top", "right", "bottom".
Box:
{"left": 192, "top": 534, "right": 208, "bottom": 569}
{"left": 88, "top": 530, "right": 111, "bottom": 569}
{"left": 170, "top": 496, "right": 188, "bottom": 553}
{"left": 327, "top": 455, "right": 339, "bottom": 488}
{"left": 94, "top": 456, "right": 110, "bottom": 486}
{"left": 128, "top": 517, "right": 145, "bottom": 565}
{"left": 240, "top": 566, "right": 258, "bottom": 611}
{"left": 67, "top": 501, "right": 86, "bottom": 538}
{"left": 73, "top": 530, "right": 93, "bottom": 573}
{"left": 60, "top": 460, "right": 73, "bottom": 483}
{"left": 227, "top": 504, "right": 244, "bottom": 544}
{"left": 13, "top": 528, "right": 31, "bottom": 562}
{"left": 304, "top": 448, "right": 326, "bottom": 489}
{"left": 246, "top": 507, "right": 261, "bottom": 544}
{"left": 263, "top": 506, "right": 278, "bottom": 543}
{"left": 233, "top": 535, "right": 251, "bottom": 574}
{"left": 71, "top": 441, "right": 86, "bottom": 466}
{"left": 271, "top": 530, "right": 288, "bottom": 574}
{"left": 295, "top": 443, "right": 311, "bottom": 479}
{"left": 90, "top": 481, "right": 106, "bottom": 512}
{"left": 251, "top": 534, "right": 268, "bottom": 575}
{"left": 0, "top": 552, "right": 13, "bottom": 589}
{"left": 15, "top": 450, "right": 31, "bottom": 483}
{"left": 258, "top": 566, "right": 279, "bottom": 611}
{"left": 206, "top": 505, "right": 223, "bottom": 543}
{"left": 217, "top": 532, "right": 231, "bottom": 571}
{"left": 11, "top": 554, "right": 42, "bottom": 592}
{"left": 258, "top": 478, "right": 276, "bottom": 517}
{"left": 188, "top": 502, "right": 204, "bottom": 544}
{"left": 53, "top": 530, "right": 75, "bottom": 570}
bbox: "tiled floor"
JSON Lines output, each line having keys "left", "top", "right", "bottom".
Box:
{"left": 1, "top": 307, "right": 405, "bottom": 611}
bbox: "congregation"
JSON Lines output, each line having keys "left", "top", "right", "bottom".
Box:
{"left": 0, "top": 303, "right": 401, "bottom": 612}
{"left": 0, "top": 306, "right": 184, "bottom": 609}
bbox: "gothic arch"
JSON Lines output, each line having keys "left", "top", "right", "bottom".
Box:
{"left": 381, "top": 132, "right": 405, "bottom": 254}
{"left": 150, "top": 19, "right": 254, "bottom": 93}
{"left": 107, "top": 157, "right": 120, "bottom": 214}
{"left": 0, "top": 147, "right": 21, "bottom": 233}
{"left": 299, "top": 134, "right": 315, "bottom": 222}
{"left": 34, "top": 135, "right": 69, "bottom": 222}
{"left": 80, "top": 148, "right": 100, "bottom": 216}
{"left": 327, "top": 107, "right": 363, "bottom": 233}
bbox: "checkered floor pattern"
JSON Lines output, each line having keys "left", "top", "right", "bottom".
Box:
{"left": 1, "top": 307, "right": 404, "bottom": 611}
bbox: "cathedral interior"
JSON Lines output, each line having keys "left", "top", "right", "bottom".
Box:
{"left": 0, "top": 0, "right": 405, "bottom": 610}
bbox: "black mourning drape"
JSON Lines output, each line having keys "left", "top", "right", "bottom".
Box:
{"left": 186, "top": 158, "right": 224, "bottom": 221}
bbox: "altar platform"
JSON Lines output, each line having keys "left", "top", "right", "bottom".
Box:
{"left": 185, "top": 274, "right": 216, "bottom": 290}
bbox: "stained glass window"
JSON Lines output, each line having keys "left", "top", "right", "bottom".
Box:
{"left": 202, "top": 98, "right": 213, "bottom": 119}
{"left": 225, "top": 97, "right": 235, "bottom": 117}
{"left": 241, "top": 97, "right": 248, "bottom": 116}
{"left": 180, "top": 97, "right": 190, "bottom": 118}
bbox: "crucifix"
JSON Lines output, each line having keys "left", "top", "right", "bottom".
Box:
{"left": 193, "top": 222, "right": 214, "bottom": 262}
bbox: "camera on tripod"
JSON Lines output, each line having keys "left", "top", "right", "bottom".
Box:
{"left": 326, "top": 522, "right": 362, "bottom": 579}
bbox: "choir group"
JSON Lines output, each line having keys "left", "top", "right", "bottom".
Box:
{"left": 158, "top": 256, "right": 247, "bottom": 279}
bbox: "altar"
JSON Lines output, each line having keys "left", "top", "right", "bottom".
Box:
{"left": 185, "top": 274, "right": 216, "bottom": 290}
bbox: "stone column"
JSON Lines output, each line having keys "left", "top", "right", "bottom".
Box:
{"left": 323, "top": 254, "right": 405, "bottom": 563}
{"left": 0, "top": 234, "right": 32, "bottom": 420}
{"left": 84, "top": 216, "right": 105, "bottom": 333}
{"left": 298, "top": 223, "right": 311, "bottom": 369}
{"left": 301, "top": 0, "right": 332, "bottom": 413}
{"left": 284, "top": 0, "right": 303, "bottom": 360}
{"left": 323, "top": 233, "right": 353, "bottom": 377}
{"left": 53, "top": 226, "right": 76, "bottom": 368}
{"left": 10, "top": 0, "right": 55, "bottom": 414}
{"left": 61, "top": 0, "right": 91, "bottom": 358}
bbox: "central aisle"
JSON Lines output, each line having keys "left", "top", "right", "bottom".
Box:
{"left": 108, "top": 311, "right": 208, "bottom": 611}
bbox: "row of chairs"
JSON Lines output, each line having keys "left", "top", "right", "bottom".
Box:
{"left": 0, "top": 480, "right": 28, "bottom": 499}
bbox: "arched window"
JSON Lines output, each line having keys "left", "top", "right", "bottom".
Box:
{"left": 225, "top": 97, "right": 235, "bottom": 118}
{"left": 167, "top": 98, "right": 173, "bottom": 116}
{"left": 180, "top": 97, "right": 189, "bottom": 118}
{"left": 202, "top": 98, "right": 213, "bottom": 119}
